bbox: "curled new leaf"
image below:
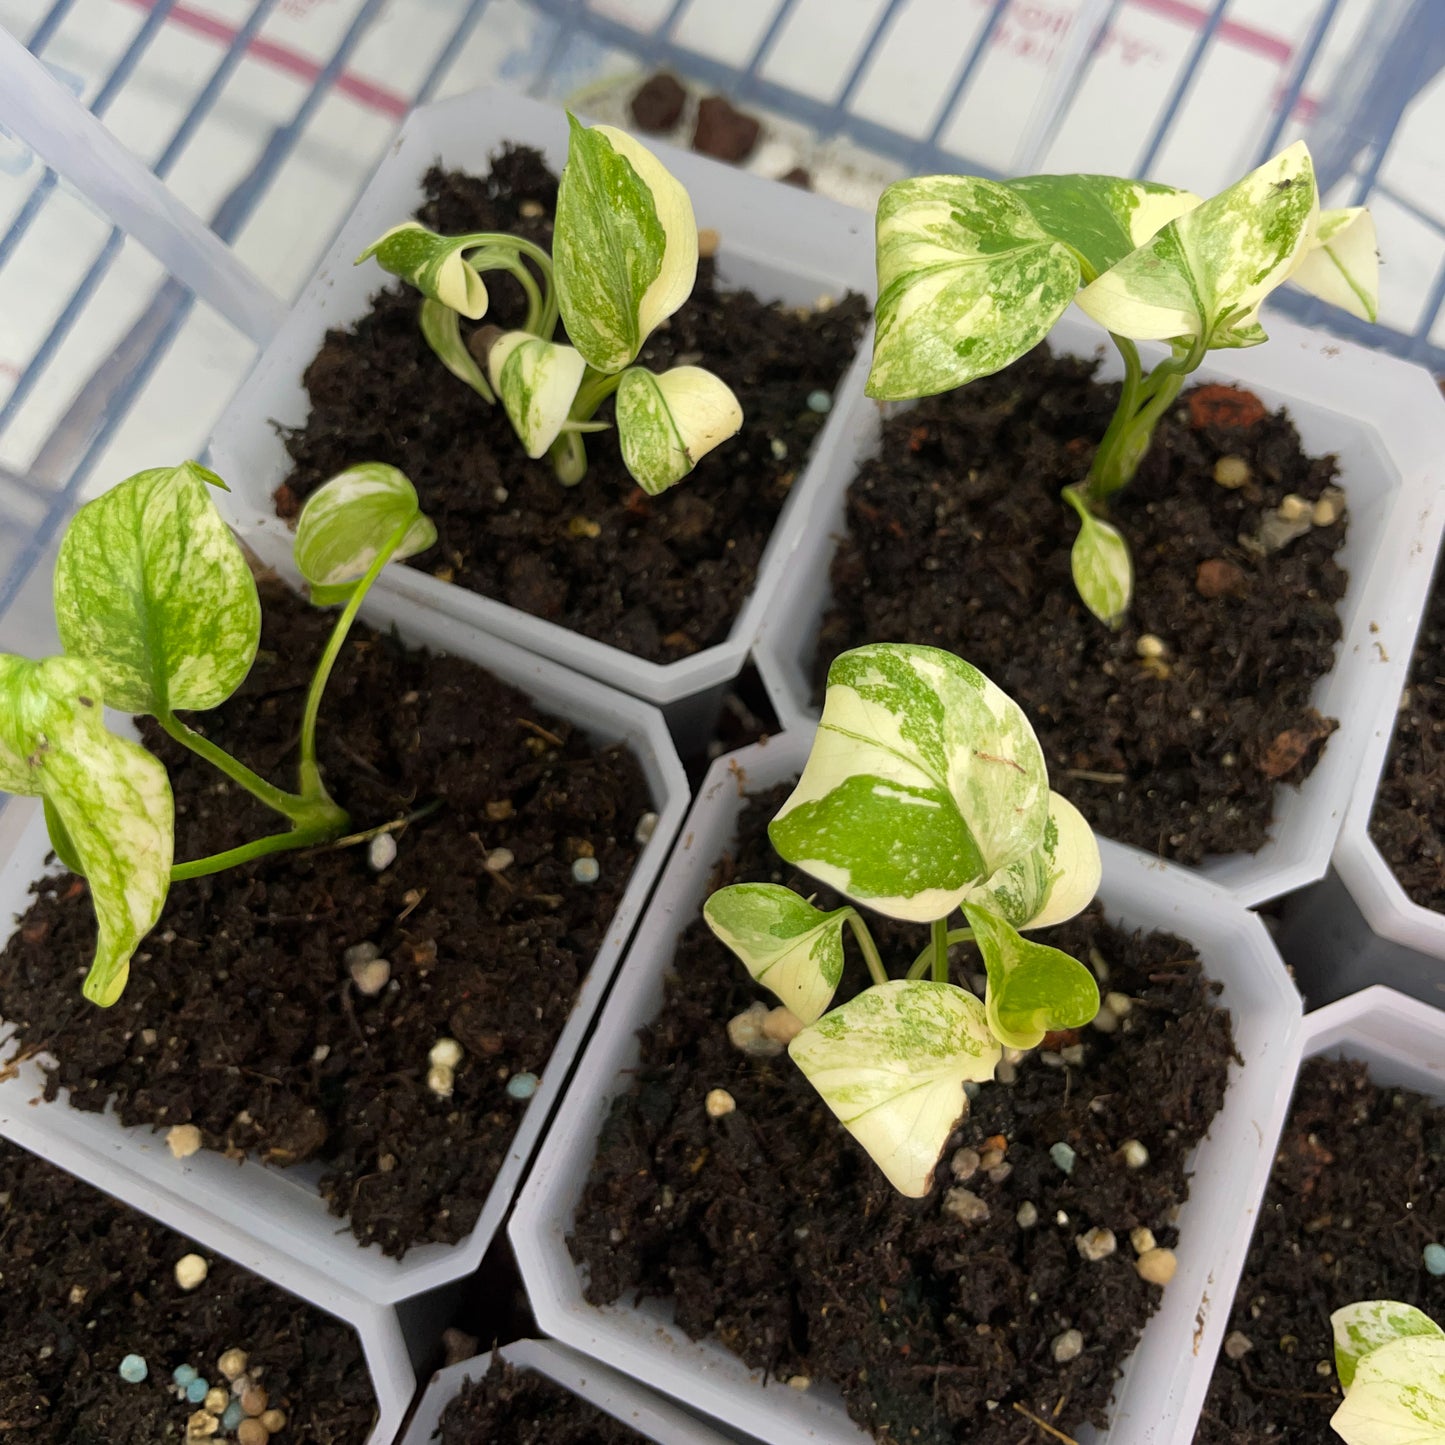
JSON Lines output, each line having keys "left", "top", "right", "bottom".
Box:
{"left": 1064, "top": 488, "right": 1133, "bottom": 627}
{"left": 1291, "top": 206, "right": 1379, "bottom": 323}
{"left": 789, "top": 980, "right": 1000, "bottom": 1196}
{"left": 54, "top": 461, "right": 260, "bottom": 715}
{"left": 0, "top": 655, "right": 173, "bottom": 1006}
{"left": 294, "top": 463, "right": 437, "bottom": 605}
{"left": 487, "top": 332, "right": 589, "bottom": 460}
{"left": 420, "top": 298, "right": 495, "bottom": 402}
{"left": 703, "top": 883, "right": 852, "bottom": 1025}
{"left": 1333, "top": 1302, "right": 1445, "bottom": 1392}
{"left": 1331, "top": 1334, "right": 1445, "bottom": 1445}
{"left": 357, "top": 222, "right": 489, "bottom": 319}
{"left": 615, "top": 365, "right": 742, "bottom": 496}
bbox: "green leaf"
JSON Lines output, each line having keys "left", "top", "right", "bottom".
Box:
{"left": 615, "top": 365, "right": 742, "bottom": 496}
{"left": 419, "top": 298, "right": 495, "bottom": 402}
{"left": 53, "top": 461, "right": 260, "bottom": 716}
{"left": 486, "top": 332, "right": 589, "bottom": 460}
{"left": 1334, "top": 1302, "right": 1445, "bottom": 1392}
{"left": 1289, "top": 206, "right": 1379, "bottom": 322}
{"left": 1331, "top": 1335, "right": 1445, "bottom": 1445}
{"left": 962, "top": 791, "right": 1100, "bottom": 930}
{"left": 769, "top": 643, "right": 1049, "bottom": 923}
{"left": 1076, "top": 141, "right": 1318, "bottom": 347}
{"left": 44, "top": 794, "right": 84, "bottom": 876}
{"left": 293, "top": 463, "right": 437, "bottom": 606}
{"left": 554, "top": 116, "right": 697, "bottom": 374}
{"left": 356, "top": 223, "right": 489, "bottom": 318}
{"left": 789, "top": 979, "right": 1000, "bottom": 1195}
{"left": 1064, "top": 488, "right": 1133, "bottom": 626}
{"left": 0, "top": 654, "right": 173, "bottom": 1007}
{"left": 703, "top": 883, "right": 852, "bottom": 1025}
{"left": 964, "top": 902, "right": 1100, "bottom": 1051}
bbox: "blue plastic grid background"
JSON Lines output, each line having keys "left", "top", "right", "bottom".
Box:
{"left": 0, "top": 0, "right": 1442, "bottom": 630}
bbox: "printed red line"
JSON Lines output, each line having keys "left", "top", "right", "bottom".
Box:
{"left": 1124, "top": 0, "right": 1294, "bottom": 65}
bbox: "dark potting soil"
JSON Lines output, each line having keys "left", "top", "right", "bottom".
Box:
{"left": 0, "top": 1136, "right": 375, "bottom": 1444}
{"left": 572, "top": 784, "right": 1236, "bottom": 1445}
{"left": 435, "top": 1356, "right": 643, "bottom": 1445}
{"left": 1194, "top": 1056, "right": 1445, "bottom": 1443}
{"left": 817, "top": 346, "right": 1348, "bottom": 865}
{"left": 276, "top": 148, "right": 867, "bottom": 665}
{"left": 1368, "top": 557, "right": 1445, "bottom": 910}
{"left": 0, "top": 581, "right": 650, "bottom": 1258}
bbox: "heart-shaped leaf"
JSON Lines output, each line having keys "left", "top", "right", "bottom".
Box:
{"left": 294, "top": 463, "right": 436, "bottom": 606}
{"left": 1331, "top": 1334, "right": 1445, "bottom": 1445}
{"left": 1064, "top": 488, "right": 1133, "bottom": 626}
{"left": 54, "top": 461, "right": 260, "bottom": 716}
{"left": 769, "top": 644, "right": 1049, "bottom": 923}
{"left": 487, "top": 331, "right": 589, "bottom": 460}
{"left": 554, "top": 116, "right": 697, "bottom": 374}
{"left": 789, "top": 979, "right": 1000, "bottom": 1196}
{"left": 704, "top": 883, "right": 852, "bottom": 1025}
{"left": 615, "top": 365, "right": 742, "bottom": 495}
{"left": 1334, "top": 1302, "right": 1445, "bottom": 1392}
{"left": 1290, "top": 206, "right": 1379, "bottom": 322}
{"left": 964, "top": 902, "right": 1100, "bottom": 1050}
{"left": 0, "top": 654, "right": 173, "bottom": 1006}
{"left": 357, "top": 222, "right": 489, "bottom": 318}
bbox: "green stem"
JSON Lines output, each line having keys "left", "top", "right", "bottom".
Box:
{"left": 906, "top": 927, "right": 975, "bottom": 981}
{"left": 570, "top": 367, "right": 624, "bottom": 421}
{"left": 474, "top": 252, "right": 546, "bottom": 335}
{"left": 547, "top": 429, "right": 588, "bottom": 485}
{"left": 462, "top": 233, "right": 558, "bottom": 338}
{"left": 931, "top": 916, "right": 950, "bottom": 984}
{"left": 171, "top": 818, "right": 342, "bottom": 882}
{"left": 846, "top": 913, "right": 888, "bottom": 988}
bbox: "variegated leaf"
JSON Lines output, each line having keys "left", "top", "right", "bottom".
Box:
{"left": 1065, "top": 489, "right": 1133, "bottom": 626}
{"left": 769, "top": 644, "right": 1049, "bottom": 922}
{"left": 615, "top": 365, "right": 742, "bottom": 495}
{"left": 1331, "top": 1335, "right": 1445, "bottom": 1445}
{"left": 964, "top": 902, "right": 1100, "bottom": 1051}
{"left": 0, "top": 654, "right": 173, "bottom": 1006}
{"left": 1290, "top": 206, "right": 1379, "bottom": 322}
{"left": 294, "top": 463, "right": 437, "bottom": 606}
{"left": 789, "top": 980, "right": 1000, "bottom": 1195}
{"left": 487, "top": 331, "right": 588, "bottom": 460}
{"left": 419, "top": 298, "right": 495, "bottom": 402}
{"left": 554, "top": 116, "right": 697, "bottom": 374}
{"left": 356, "top": 222, "right": 489, "bottom": 318}
{"left": 1076, "top": 141, "right": 1318, "bottom": 347}
{"left": 54, "top": 461, "right": 260, "bottom": 715}
{"left": 1334, "top": 1302, "right": 1445, "bottom": 1392}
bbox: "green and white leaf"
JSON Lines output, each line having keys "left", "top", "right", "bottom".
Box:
{"left": 54, "top": 461, "right": 260, "bottom": 715}
{"left": 615, "top": 365, "right": 742, "bottom": 496}
{"left": 0, "top": 654, "right": 173, "bottom": 1007}
{"left": 44, "top": 793, "right": 84, "bottom": 875}
{"left": 962, "top": 791, "right": 1101, "bottom": 930}
{"left": 703, "top": 883, "right": 852, "bottom": 1025}
{"left": 1065, "top": 488, "right": 1133, "bottom": 626}
{"left": 1076, "top": 141, "right": 1318, "bottom": 347}
{"left": 770, "top": 643, "right": 1049, "bottom": 922}
{"left": 487, "top": 331, "right": 589, "bottom": 460}
{"left": 789, "top": 979, "right": 1000, "bottom": 1196}
{"left": 356, "top": 222, "right": 489, "bottom": 319}
{"left": 1289, "top": 206, "right": 1379, "bottom": 322}
{"left": 964, "top": 902, "right": 1100, "bottom": 1051}
{"left": 1331, "top": 1335, "right": 1445, "bottom": 1445}
{"left": 1334, "top": 1302, "right": 1445, "bottom": 1392}
{"left": 554, "top": 116, "right": 697, "bottom": 373}
{"left": 419, "top": 298, "right": 495, "bottom": 402}
{"left": 294, "top": 463, "right": 436, "bottom": 606}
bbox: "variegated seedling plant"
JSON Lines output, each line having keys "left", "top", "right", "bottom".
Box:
{"left": 359, "top": 115, "right": 742, "bottom": 496}
{"left": 1329, "top": 1300, "right": 1445, "bottom": 1443}
{"left": 704, "top": 643, "right": 1103, "bottom": 1196}
{"left": 868, "top": 141, "right": 1380, "bottom": 625}
{"left": 0, "top": 459, "right": 434, "bottom": 1007}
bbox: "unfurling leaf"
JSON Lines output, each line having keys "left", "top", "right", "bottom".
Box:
{"left": 770, "top": 644, "right": 1049, "bottom": 922}
{"left": 1076, "top": 141, "right": 1318, "bottom": 348}
{"left": 420, "top": 298, "right": 495, "bottom": 402}
{"left": 1330, "top": 1334, "right": 1445, "bottom": 1445}
{"left": 554, "top": 116, "right": 697, "bottom": 374}
{"left": 789, "top": 980, "right": 1000, "bottom": 1195}
{"left": 294, "top": 463, "right": 437, "bottom": 605}
{"left": 615, "top": 365, "right": 742, "bottom": 496}
{"left": 0, "top": 654, "right": 173, "bottom": 1006}
{"left": 1065, "top": 488, "right": 1133, "bottom": 626}
{"left": 703, "top": 883, "right": 853, "bottom": 1025}
{"left": 1291, "top": 206, "right": 1379, "bottom": 322}
{"left": 357, "top": 222, "right": 489, "bottom": 318}
{"left": 964, "top": 902, "right": 1100, "bottom": 1051}
{"left": 487, "top": 332, "right": 589, "bottom": 460}
{"left": 1333, "top": 1301, "right": 1445, "bottom": 1392}
{"left": 54, "top": 462, "right": 260, "bottom": 716}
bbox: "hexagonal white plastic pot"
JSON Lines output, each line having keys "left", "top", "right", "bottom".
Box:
{"left": 208, "top": 86, "right": 874, "bottom": 749}
{"left": 400, "top": 1339, "right": 734, "bottom": 1445}
{"left": 754, "top": 314, "right": 1445, "bottom": 908}
{"left": 0, "top": 580, "right": 688, "bottom": 1314}
{"left": 509, "top": 730, "right": 1303, "bottom": 1445}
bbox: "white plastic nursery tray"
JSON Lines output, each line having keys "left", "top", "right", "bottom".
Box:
{"left": 401, "top": 1338, "right": 734, "bottom": 1445}
{"left": 0, "top": 578, "right": 688, "bottom": 1310}
{"left": 208, "top": 85, "right": 876, "bottom": 727}
{"left": 754, "top": 310, "right": 1445, "bottom": 910}
{"left": 510, "top": 730, "right": 1304, "bottom": 1445}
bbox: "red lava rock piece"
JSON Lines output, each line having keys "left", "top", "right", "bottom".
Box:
{"left": 692, "top": 95, "right": 762, "bottom": 163}
{"left": 1258, "top": 714, "right": 1335, "bottom": 779}
{"left": 1195, "top": 557, "right": 1249, "bottom": 599}
{"left": 1187, "top": 384, "right": 1267, "bottom": 430}
{"left": 630, "top": 72, "right": 687, "bottom": 132}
